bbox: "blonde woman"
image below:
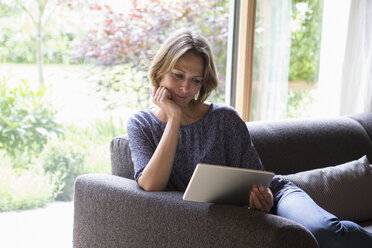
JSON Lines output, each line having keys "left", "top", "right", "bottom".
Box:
{"left": 127, "top": 29, "right": 372, "bottom": 247}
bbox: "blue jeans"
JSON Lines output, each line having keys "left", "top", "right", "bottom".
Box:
{"left": 272, "top": 182, "right": 372, "bottom": 248}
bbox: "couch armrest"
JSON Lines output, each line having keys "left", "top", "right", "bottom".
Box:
{"left": 73, "top": 174, "right": 318, "bottom": 248}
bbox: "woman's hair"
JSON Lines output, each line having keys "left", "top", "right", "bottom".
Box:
{"left": 148, "top": 28, "right": 218, "bottom": 103}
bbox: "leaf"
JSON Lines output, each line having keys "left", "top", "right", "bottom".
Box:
{"left": 36, "top": 127, "right": 49, "bottom": 136}
{"left": 16, "top": 128, "right": 27, "bottom": 137}
{"left": 0, "top": 115, "right": 16, "bottom": 128}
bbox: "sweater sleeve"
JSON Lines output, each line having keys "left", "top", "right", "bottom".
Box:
{"left": 223, "top": 107, "right": 265, "bottom": 171}
{"left": 126, "top": 114, "right": 157, "bottom": 181}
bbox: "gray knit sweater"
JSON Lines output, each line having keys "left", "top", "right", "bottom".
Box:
{"left": 126, "top": 102, "right": 276, "bottom": 191}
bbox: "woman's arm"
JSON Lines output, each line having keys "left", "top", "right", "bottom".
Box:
{"left": 224, "top": 109, "right": 273, "bottom": 212}
{"left": 138, "top": 86, "right": 181, "bottom": 191}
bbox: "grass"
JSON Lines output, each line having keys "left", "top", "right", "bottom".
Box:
{"left": 0, "top": 165, "right": 55, "bottom": 212}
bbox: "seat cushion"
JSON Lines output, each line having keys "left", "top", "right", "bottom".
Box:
{"left": 282, "top": 156, "right": 372, "bottom": 222}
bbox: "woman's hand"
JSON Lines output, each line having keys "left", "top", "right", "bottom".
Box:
{"left": 152, "top": 86, "right": 182, "bottom": 122}
{"left": 249, "top": 185, "right": 273, "bottom": 213}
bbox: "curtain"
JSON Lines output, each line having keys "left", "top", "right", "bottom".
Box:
{"left": 317, "top": 0, "right": 350, "bottom": 117}
{"left": 250, "top": 0, "right": 292, "bottom": 121}
{"left": 339, "top": 0, "right": 372, "bottom": 115}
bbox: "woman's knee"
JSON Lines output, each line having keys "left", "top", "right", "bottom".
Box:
{"left": 311, "top": 219, "right": 370, "bottom": 248}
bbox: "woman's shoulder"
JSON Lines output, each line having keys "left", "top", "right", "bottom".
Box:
{"left": 205, "top": 102, "right": 248, "bottom": 132}
{"left": 209, "top": 102, "right": 241, "bottom": 120}
{"left": 127, "top": 108, "right": 163, "bottom": 130}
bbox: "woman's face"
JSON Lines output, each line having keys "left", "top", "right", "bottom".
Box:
{"left": 160, "top": 52, "right": 204, "bottom": 107}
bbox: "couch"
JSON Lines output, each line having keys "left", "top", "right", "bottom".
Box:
{"left": 73, "top": 112, "right": 372, "bottom": 248}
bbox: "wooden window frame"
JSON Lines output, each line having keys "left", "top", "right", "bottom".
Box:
{"left": 234, "top": 0, "right": 257, "bottom": 122}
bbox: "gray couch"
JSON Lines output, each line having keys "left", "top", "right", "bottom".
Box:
{"left": 73, "top": 112, "right": 372, "bottom": 248}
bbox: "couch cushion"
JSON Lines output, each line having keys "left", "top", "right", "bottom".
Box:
{"left": 110, "top": 136, "right": 134, "bottom": 179}
{"left": 247, "top": 117, "right": 372, "bottom": 175}
{"left": 281, "top": 156, "right": 372, "bottom": 222}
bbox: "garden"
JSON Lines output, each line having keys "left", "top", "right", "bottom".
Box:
{"left": 0, "top": 0, "right": 230, "bottom": 212}
{"left": 0, "top": 0, "right": 322, "bottom": 212}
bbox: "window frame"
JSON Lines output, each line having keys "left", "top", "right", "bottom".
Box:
{"left": 227, "top": 0, "right": 257, "bottom": 121}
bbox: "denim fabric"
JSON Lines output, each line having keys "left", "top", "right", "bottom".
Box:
{"left": 273, "top": 183, "right": 372, "bottom": 248}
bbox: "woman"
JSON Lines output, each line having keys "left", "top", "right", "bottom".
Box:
{"left": 127, "top": 28, "right": 372, "bottom": 247}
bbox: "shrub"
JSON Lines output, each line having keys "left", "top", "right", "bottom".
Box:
{"left": 0, "top": 77, "right": 62, "bottom": 168}
{"left": 42, "top": 140, "right": 86, "bottom": 201}
{"left": 0, "top": 165, "right": 55, "bottom": 212}
{"left": 61, "top": 116, "right": 126, "bottom": 175}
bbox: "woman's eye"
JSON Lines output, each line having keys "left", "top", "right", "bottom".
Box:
{"left": 193, "top": 79, "right": 202, "bottom": 84}
{"left": 174, "top": 73, "right": 183, "bottom": 79}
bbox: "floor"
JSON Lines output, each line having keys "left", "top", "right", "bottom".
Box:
{"left": 0, "top": 201, "right": 74, "bottom": 248}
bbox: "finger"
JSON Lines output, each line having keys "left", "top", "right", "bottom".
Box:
{"left": 257, "top": 188, "right": 272, "bottom": 212}
{"left": 155, "top": 87, "right": 166, "bottom": 102}
{"left": 160, "top": 87, "right": 170, "bottom": 101}
{"left": 255, "top": 186, "right": 272, "bottom": 212}
{"left": 153, "top": 86, "right": 159, "bottom": 97}
{"left": 252, "top": 188, "right": 264, "bottom": 211}
{"left": 249, "top": 191, "right": 256, "bottom": 209}
{"left": 152, "top": 86, "right": 161, "bottom": 102}
{"left": 259, "top": 186, "right": 273, "bottom": 207}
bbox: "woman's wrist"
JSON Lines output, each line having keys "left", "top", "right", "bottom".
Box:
{"left": 167, "top": 112, "right": 181, "bottom": 125}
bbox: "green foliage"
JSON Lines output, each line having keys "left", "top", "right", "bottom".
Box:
{"left": 287, "top": 90, "right": 314, "bottom": 118}
{"left": 87, "top": 64, "right": 151, "bottom": 110}
{"left": 61, "top": 117, "right": 126, "bottom": 175}
{"left": 40, "top": 116, "right": 125, "bottom": 201}
{"left": 0, "top": 1, "right": 78, "bottom": 64}
{"left": 42, "top": 140, "right": 85, "bottom": 201}
{"left": 0, "top": 78, "right": 62, "bottom": 168}
{"left": 75, "top": 0, "right": 228, "bottom": 108}
{"left": 0, "top": 165, "right": 55, "bottom": 212}
{"left": 289, "top": 0, "right": 324, "bottom": 82}
{"left": 0, "top": 2, "right": 22, "bottom": 17}
{"left": 65, "top": 116, "right": 127, "bottom": 147}
{"left": 93, "top": 117, "right": 127, "bottom": 144}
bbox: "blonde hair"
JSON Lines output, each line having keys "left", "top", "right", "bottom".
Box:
{"left": 148, "top": 29, "right": 218, "bottom": 103}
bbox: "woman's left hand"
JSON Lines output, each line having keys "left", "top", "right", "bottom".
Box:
{"left": 249, "top": 185, "right": 273, "bottom": 213}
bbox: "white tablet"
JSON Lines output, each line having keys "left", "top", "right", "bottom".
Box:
{"left": 183, "top": 163, "right": 275, "bottom": 206}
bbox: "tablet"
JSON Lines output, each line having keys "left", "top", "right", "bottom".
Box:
{"left": 183, "top": 163, "right": 275, "bottom": 206}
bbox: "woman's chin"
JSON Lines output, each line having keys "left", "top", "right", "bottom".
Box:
{"left": 174, "top": 99, "right": 192, "bottom": 108}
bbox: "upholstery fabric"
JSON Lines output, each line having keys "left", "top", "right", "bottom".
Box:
{"left": 350, "top": 112, "right": 372, "bottom": 145}
{"left": 74, "top": 112, "right": 372, "bottom": 248}
{"left": 73, "top": 174, "right": 318, "bottom": 248}
{"left": 110, "top": 135, "right": 134, "bottom": 179}
{"left": 247, "top": 117, "right": 372, "bottom": 175}
{"left": 281, "top": 156, "right": 372, "bottom": 222}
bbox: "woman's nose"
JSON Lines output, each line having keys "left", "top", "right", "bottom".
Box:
{"left": 180, "top": 80, "right": 190, "bottom": 93}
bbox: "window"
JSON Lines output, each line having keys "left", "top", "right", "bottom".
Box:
{"left": 233, "top": 0, "right": 326, "bottom": 121}
{"left": 0, "top": 0, "right": 231, "bottom": 246}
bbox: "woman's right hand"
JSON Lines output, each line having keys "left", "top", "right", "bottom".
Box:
{"left": 152, "top": 86, "right": 182, "bottom": 122}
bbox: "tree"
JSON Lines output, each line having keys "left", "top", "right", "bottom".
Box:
{"left": 74, "top": 0, "right": 229, "bottom": 108}
{"left": 289, "top": 0, "right": 324, "bottom": 83}
{"left": 2, "top": 0, "right": 69, "bottom": 85}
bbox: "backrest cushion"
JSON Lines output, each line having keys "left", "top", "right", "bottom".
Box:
{"left": 110, "top": 136, "right": 134, "bottom": 179}
{"left": 247, "top": 116, "right": 372, "bottom": 175}
{"left": 281, "top": 155, "right": 372, "bottom": 222}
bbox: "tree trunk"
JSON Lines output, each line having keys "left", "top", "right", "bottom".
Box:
{"left": 36, "top": 17, "right": 44, "bottom": 85}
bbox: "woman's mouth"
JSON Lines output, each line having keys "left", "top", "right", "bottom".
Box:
{"left": 175, "top": 94, "right": 187, "bottom": 101}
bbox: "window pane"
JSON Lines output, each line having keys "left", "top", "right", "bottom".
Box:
{"left": 0, "top": 0, "right": 231, "bottom": 246}
{"left": 251, "top": 0, "right": 324, "bottom": 121}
